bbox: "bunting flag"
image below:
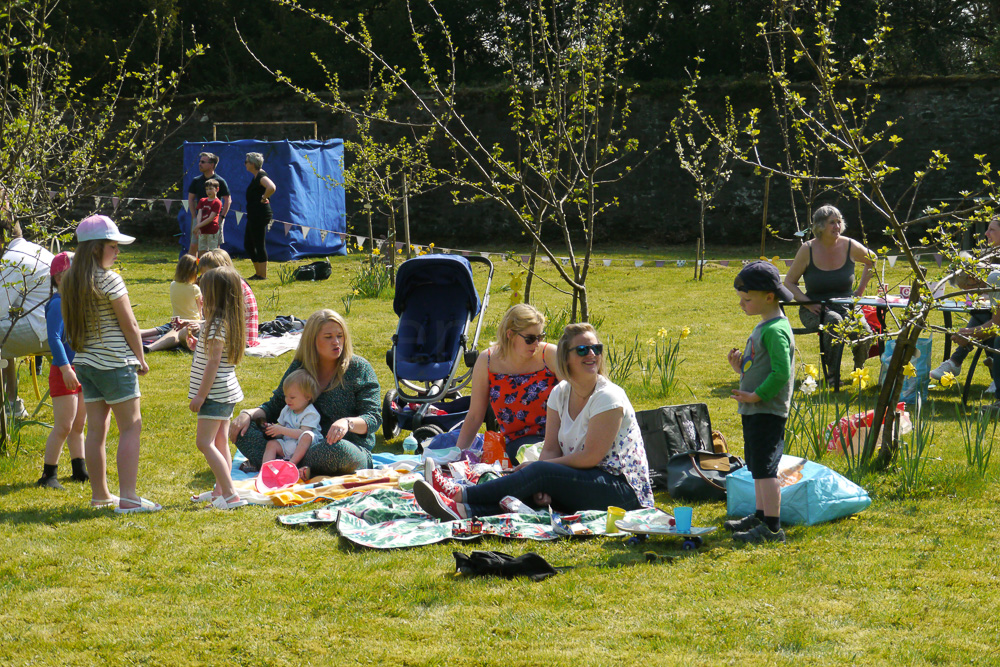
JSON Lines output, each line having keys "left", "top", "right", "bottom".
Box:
{"left": 561, "top": 258, "right": 569, "bottom": 266}
{"left": 482, "top": 252, "right": 491, "bottom": 259}
{"left": 934, "top": 253, "right": 943, "bottom": 268}
{"left": 888, "top": 255, "right": 897, "bottom": 267}
{"left": 603, "top": 259, "right": 611, "bottom": 267}
{"left": 283, "top": 222, "right": 292, "bottom": 236}
{"left": 163, "top": 199, "right": 172, "bottom": 213}
{"left": 93, "top": 197, "right": 100, "bottom": 209}
{"left": 635, "top": 260, "right": 644, "bottom": 267}
{"left": 301, "top": 226, "right": 311, "bottom": 237}
{"left": 267, "top": 221, "right": 273, "bottom": 231}
{"left": 181, "top": 200, "right": 189, "bottom": 212}
{"left": 235, "top": 211, "right": 244, "bottom": 224}
{"left": 356, "top": 235, "right": 366, "bottom": 248}
{"left": 655, "top": 260, "right": 665, "bottom": 268}
{"left": 111, "top": 197, "right": 119, "bottom": 210}
{"left": 320, "top": 230, "right": 328, "bottom": 242}
{"left": 676, "top": 260, "right": 686, "bottom": 267}
{"left": 521, "top": 255, "right": 530, "bottom": 263}
{"left": 784, "top": 259, "right": 793, "bottom": 267}
{"left": 719, "top": 260, "right": 730, "bottom": 267}
{"left": 126, "top": 198, "right": 134, "bottom": 206}
{"left": 147, "top": 200, "right": 155, "bottom": 211}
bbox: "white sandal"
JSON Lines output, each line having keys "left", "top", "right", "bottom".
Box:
{"left": 190, "top": 490, "right": 215, "bottom": 503}
{"left": 114, "top": 497, "right": 162, "bottom": 514}
{"left": 211, "top": 494, "right": 248, "bottom": 510}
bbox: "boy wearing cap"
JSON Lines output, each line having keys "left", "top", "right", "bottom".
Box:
{"left": 726, "top": 260, "right": 796, "bottom": 544}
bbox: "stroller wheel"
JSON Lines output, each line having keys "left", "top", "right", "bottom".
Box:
{"left": 412, "top": 424, "right": 444, "bottom": 449}
{"left": 485, "top": 405, "right": 500, "bottom": 433}
{"left": 382, "top": 390, "right": 401, "bottom": 441}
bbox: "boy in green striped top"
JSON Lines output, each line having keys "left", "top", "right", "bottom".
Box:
{"left": 726, "top": 260, "right": 796, "bottom": 544}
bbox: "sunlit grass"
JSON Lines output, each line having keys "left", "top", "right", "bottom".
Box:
{"left": 1, "top": 244, "right": 997, "bottom": 665}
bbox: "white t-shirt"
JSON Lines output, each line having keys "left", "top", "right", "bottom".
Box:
{"left": 547, "top": 375, "right": 654, "bottom": 507}
{"left": 188, "top": 320, "right": 244, "bottom": 404}
{"left": 0, "top": 238, "right": 53, "bottom": 342}
{"left": 276, "top": 404, "right": 322, "bottom": 457}
{"left": 73, "top": 268, "right": 137, "bottom": 371}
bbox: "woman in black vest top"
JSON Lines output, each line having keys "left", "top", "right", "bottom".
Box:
{"left": 783, "top": 205, "right": 877, "bottom": 373}
{"left": 244, "top": 152, "right": 277, "bottom": 281}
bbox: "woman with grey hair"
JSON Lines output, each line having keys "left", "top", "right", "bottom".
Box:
{"left": 783, "top": 204, "right": 877, "bottom": 375}
{"left": 244, "top": 152, "right": 277, "bottom": 280}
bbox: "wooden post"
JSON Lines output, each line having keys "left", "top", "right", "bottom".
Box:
{"left": 365, "top": 204, "right": 373, "bottom": 253}
{"left": 402, "top": 173, "right": 411, "bottom": 261}
{"left": 694, "top": 238, "right": 700, "bottom": 281}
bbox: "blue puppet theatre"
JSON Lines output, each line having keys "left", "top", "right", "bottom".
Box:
{"left": 178, "top": 139, "right": 347, "bottom": 261}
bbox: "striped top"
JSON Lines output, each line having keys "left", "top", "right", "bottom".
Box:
{"left": 188, "top": 320, "right": 244, "bottom": 404}
{"left": 73, "top": 269, "right": 138, "bottom": 371}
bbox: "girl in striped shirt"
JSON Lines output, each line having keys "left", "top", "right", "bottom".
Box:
{"left": 188, "top": 266, "right": 247, "bottom": 509}
{"left": 62, "top": 215, "right": 160, "bottom": 513}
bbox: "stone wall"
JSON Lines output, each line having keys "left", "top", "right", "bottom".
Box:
{"left": 132, "top": 76, "right": 1000, "bottom": 249}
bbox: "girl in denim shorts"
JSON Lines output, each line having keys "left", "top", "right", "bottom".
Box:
{"left": 187, "top": 266, "right": 247, "bottom": 510}
{"left": 62, "top": 215, "right": 160, "bottom": 513}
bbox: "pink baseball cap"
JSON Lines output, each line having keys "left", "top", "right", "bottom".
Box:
{"left": 50, "top": 251, "right": 74, "bottom": 276}
{"left": 76, "top": 215, "right": 135, "bottom": 244}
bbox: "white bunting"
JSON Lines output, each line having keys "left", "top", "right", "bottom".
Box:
{"left": 126, "top": 198, "right": 134, "bottom": 206}
{"left": 635, "top": 260, "right": 643, "bottom": 267}
{"left": 888, "top": 255, "right": 897, "bottom": 267}
{"left": 147, "top": 200, "right": 155, "bottom": 211}
{"left": 235, "top": 211, "right": 244, "bottom": 224}
{"left": 603, "top": 259, "right": 611, "bottom": 267}
{"left": 93, "top": 197, "right": 100, "bottom": 209}
{"left": 283, "top": 222, "right": 292, "bottom": 236}
{"left": 301, "top": 226, "right": 310, "bottom": 237}
{"left": 356, "top": 235, "right": 366, "bottom": 248}
{"left": 181, "top": 200, "right": 189, "bottom": 213}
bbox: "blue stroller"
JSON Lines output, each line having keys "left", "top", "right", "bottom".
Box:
{"left": 382, "top": 254, "right": 494, "bottom": 442}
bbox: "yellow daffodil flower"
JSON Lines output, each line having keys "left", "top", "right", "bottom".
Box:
{"left": 647, "top": 337, "right": 656, "bottom": 346}
{"left": 850, "top": 367, "right": 871, "bottom": 390}
{"left": 680, "top": 326, "right": 691, "bottom": 339}
{"left": 903, "top": 362, "right": 916, "bottom": 378}
{"left": 940, "top": 371, "right": 956, "bottom": 387}
{"left": 657, "top": 327, "right": 668, "bottom": 339}
{"left": 804, "top": 364, "right": 819, "bottom": 380}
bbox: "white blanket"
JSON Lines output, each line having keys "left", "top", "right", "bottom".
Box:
{"left": 245, "top": 331, "right": 301, "bottom": 358}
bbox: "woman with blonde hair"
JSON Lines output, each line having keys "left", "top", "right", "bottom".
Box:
{"left": 452, "top": 303, "right": 561, "bottom": 463}
{"left": 416, "top": 322, "right": 653, "bottom": 520}
{"left": 229, "top": 309, "right": 381, "bottom": 476}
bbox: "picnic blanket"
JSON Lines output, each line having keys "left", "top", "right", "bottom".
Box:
{"left": 245, "top": 331, "right": 302, "bottom": 358}
{"left": 228, "top": 450, "right": 421, "bottom": 506}
{"left": 277, "top": 488, "right": 667, "bottom": 549}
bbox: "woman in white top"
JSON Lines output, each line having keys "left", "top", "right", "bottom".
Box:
{"left": 414, "top": 322, "right": 654, "bottom": 520}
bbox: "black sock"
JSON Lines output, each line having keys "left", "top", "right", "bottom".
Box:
{"left": 37, "top": 464, "right": 64, "bottom": 489}
{"left": 71, "top": 457, "right": 89, "bottom": 482}
{"left": 42, "top": 463, "right": 58, "bottom": 479}
{"left": 764, "top": 516, "right": 781, "bottom": 532}
{"left": 755, "top": 509, "right": 765, "bottom": 522}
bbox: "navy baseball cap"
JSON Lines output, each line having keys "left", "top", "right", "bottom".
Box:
{"left": 734, "top": 260, "right": 793, "bottom": 301}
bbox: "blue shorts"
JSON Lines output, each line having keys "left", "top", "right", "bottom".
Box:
{"left": 75, "top": 364, "right": 141, "bottom": 405}
{"left": 198, "top": 399, "right": 236, "bottom": 421}
{"left": 741, "top": 413, "right": 786, "bottom": 479}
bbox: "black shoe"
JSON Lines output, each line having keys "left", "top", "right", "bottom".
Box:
{"left": 723, "top": 514, "right": 760, "bottom": 532}
{"left": 239, "top": 459, "right": 259, "bottom": 473}
{"left": 36, "top": 475, "right": 65, "bottom": 490}
{"left": 247, "top": 275, "right": 265, "bottom": 281}
{"left": 733, "top": 522, "right": 786, "bottom": 544}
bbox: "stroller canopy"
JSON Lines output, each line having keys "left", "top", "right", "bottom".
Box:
{"left": 393, "top": 255, "right": 481, "bottom": 317}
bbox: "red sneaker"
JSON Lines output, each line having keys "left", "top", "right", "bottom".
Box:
{"left": 431, "top": 466, "right": 462, "bottom": 500}
{"left": 413, "top": 479, "right": 461, "bottom": 521}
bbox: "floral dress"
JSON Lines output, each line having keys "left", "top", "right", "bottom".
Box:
{"left": 487, "top": 350, "right": 558, "bottom": 444}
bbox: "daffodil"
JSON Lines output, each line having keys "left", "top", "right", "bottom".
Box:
{"left": 680, "top": 326, "right": 691, "bottom": 339}
{"left": 353, "top": 289, "right": 359, "bottom": 296}
{"left": 903, "top": 362, "right": 916, "bottom": 378}
{"left": 647, "top": 337, "right": 656, "bottom": 346}
{"left": 657, "top": 327, "right": 668, "bottom": 339}
{"left": 940, "top": 371, "right": 956, "bottom": 387}
{"left": 372, "top": 248, "right": 381, "bottom": 256}
{"left": 804, "top": 364, "right": 819, "bottom": 380}
{"left": 850, "top": 367, "right": 871, "bottom": 390}
{"left": 800, "top": 376, "right": 818, "bottom": 395}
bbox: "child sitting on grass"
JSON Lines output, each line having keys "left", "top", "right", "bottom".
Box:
{"left": 726, "top": 260, "right": 795, "bottom": 544}
{"left": 141, "top": 253, "right": 202, "bottom": 353}
{"left": 261, "top": 369, "right": 322, "bottom": 481}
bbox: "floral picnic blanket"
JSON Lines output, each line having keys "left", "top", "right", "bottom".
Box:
{"left": 277, "top": 488, "right": 666, "bottom": 549}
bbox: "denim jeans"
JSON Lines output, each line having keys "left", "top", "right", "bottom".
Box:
{"left": 464, "top": 460, "right": 640, "bottom": 517}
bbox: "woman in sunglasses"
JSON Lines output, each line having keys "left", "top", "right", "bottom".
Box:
{"left": 416, "top": 322, "right": 653, "bottom": 520}
{"left": 453, "top": 304, "right": 560, "bottom": 463}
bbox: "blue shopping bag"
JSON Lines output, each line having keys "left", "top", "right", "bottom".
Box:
{"left": 879, "top": 337, "right": 932, "bottom": 405}
{"left": 726, "top": 455, "right": 871, "bottom": 526}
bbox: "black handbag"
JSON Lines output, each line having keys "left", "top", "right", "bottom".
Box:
{"left": 293, "top": 260, "right": 332, "bottom": 281}
{"left": 637, "top": 403, "right": 714, "bottom": 490}
{"left": 666, "top": 450, "right": 746, "bottom": 502}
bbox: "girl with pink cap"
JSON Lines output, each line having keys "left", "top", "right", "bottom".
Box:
{"left": 61, "top": 215, "right": 160, "bottom": 513}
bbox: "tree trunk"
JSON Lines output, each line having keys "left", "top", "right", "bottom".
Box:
{"left": 524, "top": 217, "right": 543, "bottom": 303}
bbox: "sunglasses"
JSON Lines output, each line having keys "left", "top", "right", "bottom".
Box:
{"left": 517, "top": 332, "right": 546, "bottom": 345}
{"left": 573, "top": 344, "right": 604, "bottom": 357}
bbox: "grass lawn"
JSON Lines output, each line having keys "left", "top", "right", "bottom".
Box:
{"left": 1, "top": 243, "right": 998, "bottom": 666}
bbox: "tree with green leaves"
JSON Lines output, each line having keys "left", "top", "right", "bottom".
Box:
{"left": 1, "top": 0, "right": 202, "bottom": 443}
{"left": 690, "top": 0, "right": 996, "bottom": 466}
{"left": 251, "top": 0, "right": 667, "bottom": 321}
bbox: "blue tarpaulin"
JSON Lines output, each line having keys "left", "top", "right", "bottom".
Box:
{"left": 178, "top": 140, "right": 346, "bottom": 261}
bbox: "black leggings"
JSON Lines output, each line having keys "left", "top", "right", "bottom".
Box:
{"left": 245, "top": 212, "right": 270, "bottom": 264}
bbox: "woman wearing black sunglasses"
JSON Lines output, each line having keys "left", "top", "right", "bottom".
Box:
{"left": 452, "top": 304, "right": 562, "bottom": 463}
{"left": 416, "top": 322, "right": 653, "bottom": 520}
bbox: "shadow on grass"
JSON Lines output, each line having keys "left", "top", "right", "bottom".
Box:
{"left": 0, "top": 504, "right": 122, "bottom": 525}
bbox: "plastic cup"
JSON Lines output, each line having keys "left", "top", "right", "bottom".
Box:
{"left": 606, "top": 506, "right": 626, "bottom": 533}
{"left": 673, "top": 506, "right": 693, "bottom": 533}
